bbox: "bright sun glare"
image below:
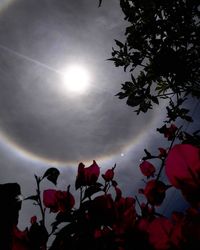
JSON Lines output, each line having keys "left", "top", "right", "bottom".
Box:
{"left": 61, "top": 65, "right": 90, "bottom": 94}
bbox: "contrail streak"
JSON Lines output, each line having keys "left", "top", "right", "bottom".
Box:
{"left": 0, "top": 43, "right": 61, "bottom": 75}
{"left": 0, "top": 43, "right": 115, "bottom": 94}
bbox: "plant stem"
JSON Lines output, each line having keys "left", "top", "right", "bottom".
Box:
{"left": 79, "top": 186, "right": 83, "bottom": 207}
{"left": 156, "top": 125, "right": 183, "bottom": 181}
{"left": 35, "top": 175, "right": 45, "bottom": 226}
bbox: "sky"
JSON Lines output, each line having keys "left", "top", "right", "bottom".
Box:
{"left": 0, "top": 0, "right": 198, "bottom": 230}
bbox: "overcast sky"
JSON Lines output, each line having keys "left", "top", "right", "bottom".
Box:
{"left": 0, "top": 0, "right": 198, "bottom": 229}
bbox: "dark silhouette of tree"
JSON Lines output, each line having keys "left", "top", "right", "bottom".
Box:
{"left": 107, "top": 0, "right": 200, "bottom": 117}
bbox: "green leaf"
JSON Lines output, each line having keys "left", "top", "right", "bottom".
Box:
{"left": 42, "top": 167, "right": 60, "bottom": 185}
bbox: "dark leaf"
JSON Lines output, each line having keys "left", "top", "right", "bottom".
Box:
{"left": 98, "top": 0, "right": 102, "bottom": 7}
{"left": 144, "top": 149, "right": 151, "bottom": 158}
{"left": 111, "top": 180, "right": 118, "bottom": 187}
{"left": 116, "top": 92, "right": 129, "bottom": 99}
{"left": 83, "top": 185, "right": 102, "bottom": 200}
{"left": 126, "top": 95, "right": 143, "bottom": 107}
{"left": 107, "top": 57, "right": 117, "bottom": 61}
{"left": 24, "top": 195, "right": 38, "bottom": 201}
{"left": 151, "top": 96, "right": 159, "bottom": 104}
{"left": 115, "top": 39, "right": 124, "bottom": 48}
{"left": 54, "top": 221, "right": 77, "bottom": 237}
{"left": 131, "top": 74, "right": 136, "bottom": 83}
{"left": 56, "top": 211, "right": 73, "bottom": 223}
{"left": 184, "top": 116, "right": 193, "bottom": 122}
{"left": 42, "top": 167, "right": 60, "bottom": 185}
{"left": 51, "top": 221, "right": 58, "bottom": 233}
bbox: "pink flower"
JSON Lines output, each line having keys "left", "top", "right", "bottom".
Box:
{"left": 147, "top": 218, "right": 173, "bottom": 250}
{"left": 114, "top": 186, "right": 122, "bottom": 201}
{"left": 30, "top": 216, "right": 37, "bottom": 225}
{"left": 158, "top": 147, "right": 167, "bottom": 158}
{"left": 75, "top": 161, "right": 100, "bottom": 189}
{"left": 166, "top": 144, "right": 200, "bottom": 205}
{"left": 43, "top": 189, "right": 75, "bottom": 213}
{"left": 102, "top": 168, "right": 114, "bottom": 181}
{"left": 140, "top": 203, "right": 155, "bottom": 218}
{"left": 94, "top": 228, "right": 102, "bottom": 239}
{"left": 139, "top": 161, "right": 156, "bottom": 178}
{"left": 138, "top": 215, "right": 185, "bottom": 250}
{"left": 164, "top": 124, "right": 177, "bottom": 140}
{"left": 157, "top": 124, "right": 177, "bottom": 140}
{"left": 89, "top": 194, "right": 117, "bottom": 225}
{"left": 12, "top": 226, "right": 29, "bottom": 250}
{"left": 137, "top": 218, "right": 150, "bottom": 232}
{"left": 142, "top": 180, "right": 169, "bottom": 206}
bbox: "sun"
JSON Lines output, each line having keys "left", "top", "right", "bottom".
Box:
{"left": 60, "top": 64, "right": 90, "bottom": 94}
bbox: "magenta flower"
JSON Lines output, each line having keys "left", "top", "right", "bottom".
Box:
{"left": 158, "top": 147, "right": 167, "bottom": 158}
{"left": 43, "top": 189, "right": 75, "bottom": 213}
{"left": 147, "top": 217, "right": 173, "bottom": 250}
{"left": 139, "top": 161, "right": 156, "bottom": 178}
{"left": 89, "top": 194, "right": 117, "bottom": 225}
{"left": 12, "top": 226, "right": 29, "bottom": 250}
{"left": 166, "top": 144, "right": 200, "bottom": 205}
{"left": 75, "top": 160, "right": 100, "bottom": 189}
{"left": 102, "top": 168, "right": 114, "bottom": 181}
{"left": 142, "top": 180, "right": 169, "bottom": 206}
{"left": 164, "top": 124, "right": 177, "bottom": 140}
{"left": 30, "top": 216, "right": 37, "bottom": 225}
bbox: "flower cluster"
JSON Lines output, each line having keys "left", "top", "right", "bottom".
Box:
{"left": 11, "top": 132, "right": 200, "bottom": 250}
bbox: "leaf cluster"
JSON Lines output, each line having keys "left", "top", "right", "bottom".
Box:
{"left": 109, "top": 0, "right": 200, "bottom": 115}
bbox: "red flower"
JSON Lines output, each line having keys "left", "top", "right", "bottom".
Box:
{"left": 157, "top": 124, "right": 177, "bottom": 140}
{"left": 142, "top": 180, "right": 169, "bottom": 206}
{"left": 116, "top": 196, "right": 135, "bottom": 212}
{"left": 94, "top": 226, "right": 111, "bottom": 239}
{"left": 164, "top": 124, "right": 177, "bottom": 140}
{"left": 30, "top": 216, "right": 37, "bottom": 225}
{"left": 94, "top": 228, "right": 102, "bottom": 239}
{"left": 166, "top": 144, "right": 200, "bottom": 205}
{"left": 114, "top": 186, "right": 122, "bottom": 201}
{"left": 158, "top": 147, "right": 167, "bottom": 158}
{"left": 43, "top": 189, "right": 57, "bottom": 212}
{"left": 43, "top": 189, "right": 75, "bottom": 213}
{"left": 140, "top": 203, "right": 155, "bottom": 218}
{"left": 75, "top": 161, "right": 100, "bottom": 189}
{"left": 102, "top": 168, "right": 114, "bottom": 181}
{"left": 170, "top": 212, "right": 184, "bottom": 248}
{"left": 137, "top": 217, "right": 150, "bottom": 232}
{"left": 89, "top": 194, "right": 117, "bottom": 225}
{"left": 12, "top": 226, "right": 29, "bottom": 250}
{"left": 139, "top": 161, "right": 156, "bottom": 178}
{"left": 183, "top": 208, "right": 200, "bottom": 245}
{"left": 147, "top": 218, "right": 173, "bottom": 250}
{"left": 140, "top": 215, "right": 185, "bottom": 249}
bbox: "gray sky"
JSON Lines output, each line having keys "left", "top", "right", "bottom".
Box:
{"left": 0, "top": 0, "right": 197, "bottom": 231}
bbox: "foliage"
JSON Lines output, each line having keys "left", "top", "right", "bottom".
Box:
{"left": 108, "top": 0, "right": 200, "bottom": 116}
